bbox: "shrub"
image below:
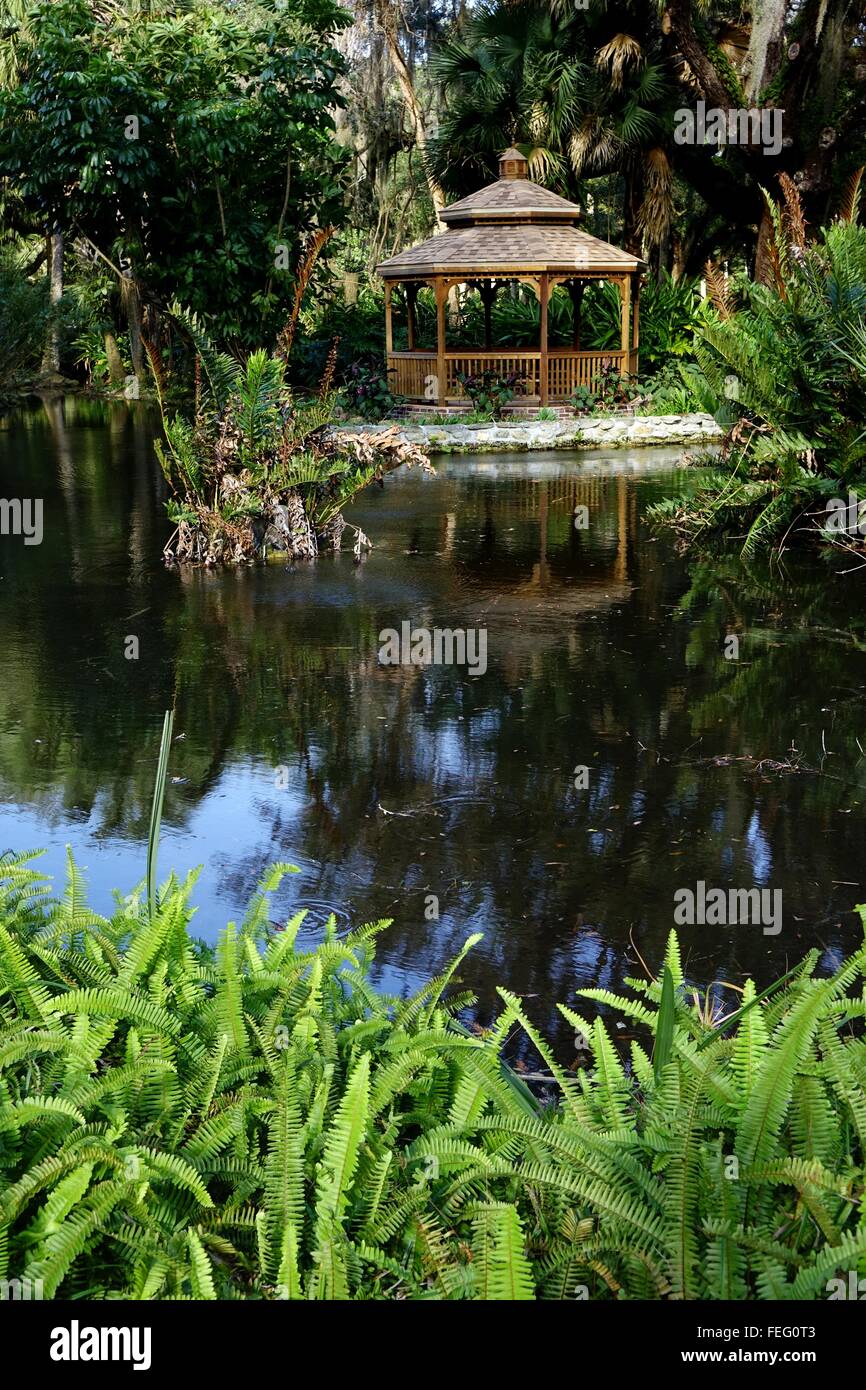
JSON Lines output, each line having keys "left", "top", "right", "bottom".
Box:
{"left": 338, "top": 359, "right": 400, "bottom": 422}
{"left": 455, "top": 368, "right": 523, "bottom": 418}
{"left": 571, "top": 360, "right": 641, "bottom": 415}
{"left": 3, "top": 848, "right": 866, "bottom": 1300}
{"left": 638, "top": 361, "right": 718, "bottom": 414}
{"left": 151, "top": 308, "right": 428, "bottom": 564}
{"left": 638, "top": 272, "right": 709, "bottom": 368}
{"left": 649, "top": 179, "right": 866, "bottom": 555}
{"left": 0, "top": 249, "right": 48, "bottom": 384}
{"left": 292, "top": 290, "right": 386, "bottom": 393}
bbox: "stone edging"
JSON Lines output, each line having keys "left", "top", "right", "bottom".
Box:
{"left": 337, "top": 413, "right": 723, "bottom": 455}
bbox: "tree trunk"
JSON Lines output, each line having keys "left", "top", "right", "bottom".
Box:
{"left": 742, "top": 0, "right": 788, "bottom": 103}
{"left": 104, "top": 332, "right": 125, "bottom": 386}
{"left": 378, "top": 0, "right": 447, "bottom": 231}
{"left": 41, "top": 226, "right": 63, "bottom": 375}
{"left": 665, "top": 0, "right": 736, "bottom": 111}
{"left": 122, "top": 271, "right": 145, "bottom": 383}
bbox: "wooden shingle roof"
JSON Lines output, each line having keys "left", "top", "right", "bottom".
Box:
{"left": 377, "top": 222, "right": 642, "bottom": 278}
{"left": 377, "top": 151, "right": 643, "bottom": 280}
{"left": 440, "top": 178, "right": 583, "bottom": 224}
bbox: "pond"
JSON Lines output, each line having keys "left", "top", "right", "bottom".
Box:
{"left": 2, "top": 397, "right": 866, "bottom": 1053}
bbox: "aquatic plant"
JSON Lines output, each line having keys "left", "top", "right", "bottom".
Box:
{"left": 150, "top": 305, "right": 430, "bottom": 566}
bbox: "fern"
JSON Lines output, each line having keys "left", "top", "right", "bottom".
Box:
{"left": 3, "top": 851, "right": 866, "bottom": 1300}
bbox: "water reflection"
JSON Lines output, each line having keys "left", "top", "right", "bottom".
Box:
{"left": 2, "top": 398, "right": 866, "bottom": 1050}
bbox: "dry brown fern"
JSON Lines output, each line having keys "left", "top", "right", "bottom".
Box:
{"left": 320, "top": 336, "right": 340, "bottom": 399}
{"left": 703, "top": 260, "right": 734, "bottom": 320}
{"left": 275, "top": 226, "right": 335, "bottom": 362}
{"left": 637, "top": 146, "right": 673, "bottom": 247}
{"left": 778, "top": 173, "right": 807, "bottom": 252}
{"left": 836, "top": 167, "right": 864, "bottom": 225}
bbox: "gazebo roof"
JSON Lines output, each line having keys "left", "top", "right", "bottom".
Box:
{"left": 377, "top": 148, "right": 644, "bottom": 281}
{"left": 439, "top": 178, "right": 583, "bottom": 225}
{"left": 377, "top": 224, "right": 642, "bottom": 278}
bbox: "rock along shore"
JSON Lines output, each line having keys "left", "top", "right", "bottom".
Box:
{"left": 336, "top": 412, "right": 723, "bottom": 455}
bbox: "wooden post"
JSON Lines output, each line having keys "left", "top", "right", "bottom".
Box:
{"left": 406, "top": 284, "right": 417, "bottom": 351}
{"left": 619, "top": 275, "right": 631, "bottom": 369}
{"left": 435, "top": 278, "right": 447, "bottom": 406}
{"left": 631, "top": 276, "right": 640, "bottom": 374}
{"left": 539, "top": 273, "right": 549, "bottom": 406}
{"left": 384, "top": 281, "right": 393, "bottom": 355}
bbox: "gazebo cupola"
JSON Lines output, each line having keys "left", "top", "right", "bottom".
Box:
{"left": 498, "top": 146, "right": 529, "bottom": 179}
{"left": 376, "top": 146, "right": 645, "bottom": 407}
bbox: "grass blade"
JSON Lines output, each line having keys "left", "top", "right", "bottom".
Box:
{"left": 653, "top": 964, "right": 675, "bottom": 1081}
{"left": 146, "top": 709, "right": 174, "bottom": 916}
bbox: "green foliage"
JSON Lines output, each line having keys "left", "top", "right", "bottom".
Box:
{"left": 146, "top": 710, "right": 174, "bottom": 918}
{"left": 2, "top": 849, "right": 866, "bottom": 1300}
{"left": 571, "top": 361, "right": 642, "bottom": 415}
{"left": 424, "top": 280, "right": 620, "bottom": 352}
{"left": 639, "top": 273, "right": 710, "bottom": 368}
{"left": 404, "top": 275, "right": 705, "bottom": 378}
{"left": 153, "top": 307, "right": 429, "bottom": 563}
{"left": 639, "top": 360, "right": 717, "bottom": 415}
{"left": 0, "top": 0, "right": 350, "bottom": 347}
{"left": 650, "top": 210, "right": 866, "bottom": 555}
{"left": 232, "top": 350, "right": 289, "bottom": 470}
{"left": 339, "top": 359, "right": 401, "bottom": 423}
{"left": 292, "top": 276, "right": 387, "bottom": 391}
{"left": 428, "top": 1, "right": 674, "bottom": 221}
{"left": 0, "top": 246, "right": 47, "bottom": 382}
{"left": 426, "top": 0, "right": 863, "bottom": 278}
{"left": 0, "top": 849, "right": 526, "bottom": 1299}
{"left": 455, "top": 368, "right": 524, "bottom": 418}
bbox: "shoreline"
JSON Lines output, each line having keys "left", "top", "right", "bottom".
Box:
{"left": 337, "top": 411, "right": 724, "bottom": 455}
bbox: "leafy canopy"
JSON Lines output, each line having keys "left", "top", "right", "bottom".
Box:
{"left": 0, "top": 0, "right": 350, "bottom": 344}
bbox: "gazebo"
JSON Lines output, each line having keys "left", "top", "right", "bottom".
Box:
{"left": 376, "top": 148, "right": 645, "bottom": 408}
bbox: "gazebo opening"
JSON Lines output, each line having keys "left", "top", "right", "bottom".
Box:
{"left": 376, "top": 148, "right": 645, "bottom": 408}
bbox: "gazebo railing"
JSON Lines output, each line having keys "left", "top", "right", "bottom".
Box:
{"left": 387, "top": 349, "right": 632, "bottom": 404}
{"left": 544, "top": 349, "right": 629, "bottom": 400}
{"left": 386, "top": 351, "right": 438, "bottom": 401}
{"left": 444, "top": 351, "right": 543, "bottom": 399}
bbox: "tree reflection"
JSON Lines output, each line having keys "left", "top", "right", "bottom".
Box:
{"left": 1, "top": 404, "right": 865, "bottom": 1050}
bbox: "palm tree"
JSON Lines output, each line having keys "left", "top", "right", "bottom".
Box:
{"left": 428, "top": 1, "right": 678, "bottom": 256}
{"left": 427, "top": 0, "right": 866, "bottom": 276}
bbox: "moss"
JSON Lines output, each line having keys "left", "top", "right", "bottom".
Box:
{"left": 694, "top": 18, "right": 747, "bottom": 107}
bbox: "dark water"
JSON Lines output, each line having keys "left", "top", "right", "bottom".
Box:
{"left": 2, "top": 398, "right": 866, "bottom": 1050}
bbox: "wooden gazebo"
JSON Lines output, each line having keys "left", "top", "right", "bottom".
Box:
{"left": 376, "top": 148, "right": 645, "bottom": 408}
